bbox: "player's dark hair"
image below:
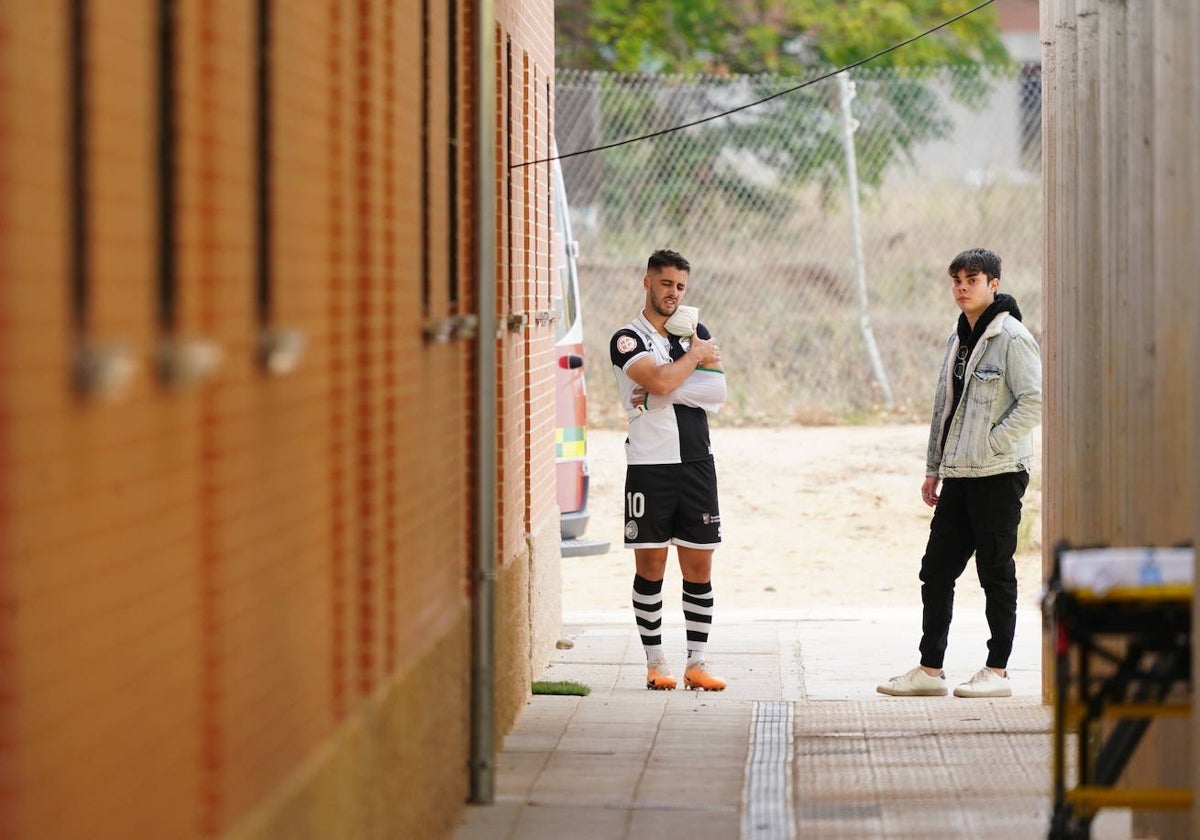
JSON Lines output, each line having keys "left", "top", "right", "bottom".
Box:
{"left": 948, "top": 248, "right": 1001, "bottom": 280}
{"left": 647, "top": 249, "right": 690, "bottom": 273}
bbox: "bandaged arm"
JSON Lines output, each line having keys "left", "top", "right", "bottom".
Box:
{"left": 644, "top": 368, "right": 726, "bottom": 414}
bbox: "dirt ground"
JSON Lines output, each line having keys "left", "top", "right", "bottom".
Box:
{"left": 562, "top": 424, "right": 1045, "bottom": 616}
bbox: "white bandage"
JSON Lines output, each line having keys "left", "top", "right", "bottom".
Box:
{"left": 664, "top": 305, "right": 699, "bottom": 337}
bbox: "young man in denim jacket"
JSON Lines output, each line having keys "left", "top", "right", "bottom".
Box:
{"left": 878, "top": 248, "right": 1043, "bottom": 698}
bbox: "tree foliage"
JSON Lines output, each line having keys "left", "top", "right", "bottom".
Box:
{"left": 554, "top": 1, "right": 1014, "bottom": 224}
{"left": 556, "top": 0, "right": 1011, "bottom": 75}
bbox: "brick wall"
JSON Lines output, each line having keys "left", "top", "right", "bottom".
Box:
{"left": 0, "top": 1, "right": 557, "bottom": 837}
{"left": 489, "top": 0, "right": 561, "bottom": 735}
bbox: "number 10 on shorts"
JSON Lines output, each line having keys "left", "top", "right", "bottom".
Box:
{"left": 626, "top": 491, "right": 645, "bottom": 519}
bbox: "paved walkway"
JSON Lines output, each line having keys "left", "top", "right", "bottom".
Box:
{"left": 456, "top": 607, "right": 1133, "bottom": 839}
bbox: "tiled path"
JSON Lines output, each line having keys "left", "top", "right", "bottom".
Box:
{"left": 456, "top": 608, "right": 1133, "bottom": 839}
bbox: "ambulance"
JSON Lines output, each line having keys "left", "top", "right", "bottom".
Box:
{"left": 552, "top": 153, "right": 608, "bottom": 555}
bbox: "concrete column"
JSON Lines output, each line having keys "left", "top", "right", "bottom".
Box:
{"left": 1148, "top": 0, "right": 1200, "bottom": 829}
{"left": 1146, "top": 0, "right": 1199, "bottom": 833}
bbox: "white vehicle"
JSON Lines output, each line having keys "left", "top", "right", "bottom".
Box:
{"left": 552, "top": 149, "right": 608, "bottom": 556}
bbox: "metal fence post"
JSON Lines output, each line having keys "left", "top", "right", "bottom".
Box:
{"left": 837, "top": 70, "right": 894, "bottom": 409}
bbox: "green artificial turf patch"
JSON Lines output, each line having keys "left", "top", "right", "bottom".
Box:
{"left": 531, "top": 680, "right": 590, "bottom": 696}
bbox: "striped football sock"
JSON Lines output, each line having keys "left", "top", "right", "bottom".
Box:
{"left": 632, "top": 574, "right": 665, "bottom": 662}
{"left": 683, "top": 579, "right": 714, "bottom": 664}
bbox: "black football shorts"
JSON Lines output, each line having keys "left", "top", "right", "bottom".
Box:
{"left": 623, "top": 459, "right": 721, "bottom": 549}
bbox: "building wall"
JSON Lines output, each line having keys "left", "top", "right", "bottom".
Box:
{"left": 996, "top": 0, "right": 1039, "bottom": 33}
{"left": 0, "top": 1, "right": 557, "bottom": 838}
{"left": 491, "top": 0, "right": 560, "bottom": 733}
{"left": 1041, "top": 0, "right": 1199, "bottom": 834}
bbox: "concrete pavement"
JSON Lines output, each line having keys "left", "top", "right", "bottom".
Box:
{"left": 456, "top": 606, "right": 1133, "bottom": 839}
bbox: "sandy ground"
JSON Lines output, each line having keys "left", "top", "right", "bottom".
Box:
{"left": 563, "top": 424, "right": 1044, "bottom": 617}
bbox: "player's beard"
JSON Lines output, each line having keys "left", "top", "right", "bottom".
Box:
{"left": 649, "top": 293, "right": 678, "bottom": 318}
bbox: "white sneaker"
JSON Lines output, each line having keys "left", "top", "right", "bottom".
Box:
{"left": 953, "top": 667, "right": 1012, "bottom": 698}
{"left": 876, "top": 667, "right": 948, "bottom": 696}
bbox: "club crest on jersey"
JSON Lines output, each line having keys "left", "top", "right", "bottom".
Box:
{"left": 616, "top": 335, "right": 638, "bottom": 354}
{"left": 624, "top": 520, "right": 638, "bottom": 540}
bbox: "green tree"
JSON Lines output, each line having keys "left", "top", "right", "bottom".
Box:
{"left": 556, "top": 0, "right": 1010, "bottom": 75}
{"left": 554, "top": 1, "right": 1013, "bottom": 224}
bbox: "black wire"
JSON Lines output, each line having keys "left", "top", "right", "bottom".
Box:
{"left": 513, "top": 0, "right": 995, "bottom": 169}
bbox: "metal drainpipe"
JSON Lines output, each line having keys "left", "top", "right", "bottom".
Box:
{"left": 470, "top": 0, "right": 497, "bottom": 805}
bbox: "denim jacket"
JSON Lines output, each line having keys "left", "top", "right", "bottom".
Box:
{"left": 925, "top": 312, "right": 1042, "bottom": 479}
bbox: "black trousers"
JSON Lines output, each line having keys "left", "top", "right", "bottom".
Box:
{"left": 918, "top": 470, "right": 1030, "bottom": 671}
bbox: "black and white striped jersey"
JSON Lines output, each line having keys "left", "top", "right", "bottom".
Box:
{"left": 610, "top": 311, "right": 726, "bottom": 465}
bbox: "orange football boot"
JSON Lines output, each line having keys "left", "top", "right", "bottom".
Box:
{"left": 646, "top": 659, "right": 678, "bottom": 691}
{"left": 683, "top": 661, "right": 727, "bottom": 691}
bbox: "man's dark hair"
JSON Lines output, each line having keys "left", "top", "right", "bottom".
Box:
{"left": 647, "top": 249, "right": 690, "bottom": 273}
{"left": 948, "top": 248, "right": 1001, "bottom": 280}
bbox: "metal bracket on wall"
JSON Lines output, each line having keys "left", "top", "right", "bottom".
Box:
{"left": 74, "top": 342, "right": 138, "bottom": 402}
{"left": 423, "top": 314, "right": 481, "bottom": 344}
{"left": 157, "top": 338, "right": 223, "bottom": 388}
{"left": 503, "top": 311, "right": 558, "bottom": 332}
{"left": 455, "top": 314, "right": 480, "bottom": 340}
{"left": 258, "top": 327, "right": 306, "bottom": 375}
{"left": 424, "top": 316, "right": 456, "bottom": 343}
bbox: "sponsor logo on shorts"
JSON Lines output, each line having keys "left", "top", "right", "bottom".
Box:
{"left": 701, "top": 513, "right": 721, "bottom": 525}
{"left": 616, "top": 335, "right": 638, "bottom": 354}
{"left": 624, "top": 520, "right": 638, "bottom": 540}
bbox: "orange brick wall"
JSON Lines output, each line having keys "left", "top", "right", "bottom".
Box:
{"left": 485, "top": 0, "right": 560, "bottom": 741}
{"left": 495, "top": 0, "right": 556, "bottom": 568}
{"left": 0, "top": 1, "right": 556, "bottom": 838}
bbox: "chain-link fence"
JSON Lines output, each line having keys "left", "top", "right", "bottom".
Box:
{"left": 557, "top": 63, "right": 1042, "bottom": 427}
